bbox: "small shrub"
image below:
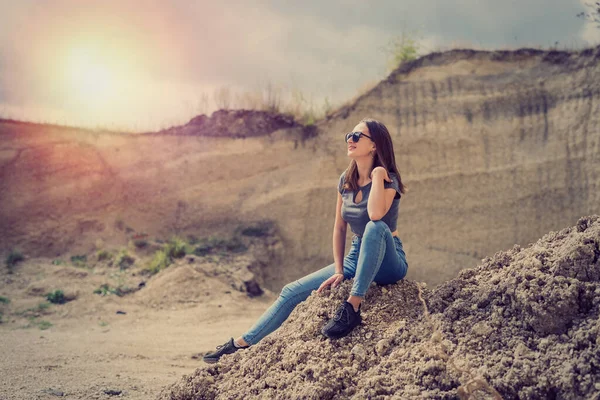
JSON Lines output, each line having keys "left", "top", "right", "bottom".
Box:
{"left": 193, "top": 243, "right": 211, "bottom": 256}
{"left": 187, "top": 234, "right": 200, "bottom": 245}
{"left": 97, "top": 250, "right": 113, "bottom": 262}
{"left": 0, "top": 296, "right": 8, "bottom": 324}
{"left": 132, "top": 233, "right": 149, "bottom": 248}
{"left": 183, "top": 243, "right": 195, "bottom": 254}
{"left": 115, "top": 250, "right": 135, "bottom": 270}
{"left": 6, "top": 249, "right": 24, "bottom": 272}
{"left": 193, "top": 234, "right": 248, "bottom": 256}
{"left": 70, "top": 254, "right": 87, "bottom": 268}
{"left": 94, "top": 284, "right": 117, "bottom": 296}
{"left": 133, "top": 239, "right": 148, "bottom": 248}
{"left": 165, "top": 236, "right": 186, "bottom": 259}
{"left": 46, "top": 290, "right": 66, "bottom": 305}
{"left": 382, "top": 30, "right": 421, "bottom": 72}
{"left": 16, "top": 302, "right": 51, "bottom": 318}
{"left": 37, "top": 319, "right": 53, "bottom": 330}
{"left": 192, "top": 236, "right": 223, "bottom": 256}
{"left": 51, "top": 259, "right": 63, "bottom": 265}
{"left": 94, "top": 283, "right": 136, "bottom": 297}
{"left": 240, "top": 221, "right": 273, "bottom": 237}
{"left": 145, "top": 250, "right": 171, "bottom": 275}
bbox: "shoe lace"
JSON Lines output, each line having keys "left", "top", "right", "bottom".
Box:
{"left": 333, "top": 305, "right": 349, "bottom": 323}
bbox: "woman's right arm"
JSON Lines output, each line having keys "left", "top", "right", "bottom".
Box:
{"left": 333, "top": 192, "right": 347, "bottom": 274}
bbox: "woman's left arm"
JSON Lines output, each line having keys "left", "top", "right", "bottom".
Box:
{"left": 367, "top": 167, "right": 397, "bottom": 221}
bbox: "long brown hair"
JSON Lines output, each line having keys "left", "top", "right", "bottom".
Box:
{"left": 343, "top": 117, "right": 408, "bottom": 195}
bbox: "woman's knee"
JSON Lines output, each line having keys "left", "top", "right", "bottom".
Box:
{"left": 364, "top": 220, "right": 388, "bottom": 235}
{"left": 280, "top": 282, "right": 297, "bottom": 298}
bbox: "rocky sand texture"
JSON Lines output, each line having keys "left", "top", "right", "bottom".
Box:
{"left": 159, "top": 215, "right": 600, "bottom": 400}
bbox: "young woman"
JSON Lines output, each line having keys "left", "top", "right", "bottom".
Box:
{"left": 203, "top": 117, "right": 408, "bottom": 363}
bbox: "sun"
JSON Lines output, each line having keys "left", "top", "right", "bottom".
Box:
{"left": 64, "top": 46, "right": 118, "bottom": 110}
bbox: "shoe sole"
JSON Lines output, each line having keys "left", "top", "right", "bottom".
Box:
{"left": 321, "top": 322, "right": 361, "bottom": 339}
{"left": 203, "top": 357, "right": 218, "bottom": 364}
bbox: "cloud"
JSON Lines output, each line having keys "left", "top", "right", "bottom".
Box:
{"left": 0, "top": 0, "right": 596, "bottom": 131}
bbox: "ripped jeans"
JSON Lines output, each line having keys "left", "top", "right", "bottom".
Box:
{"left": 241, "top": 220, "right": 408, "bottom": 346}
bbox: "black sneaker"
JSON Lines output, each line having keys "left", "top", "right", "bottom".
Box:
{"left": 321, "top": 301, "right": 362, "bottom": 339}
{"left": 202, "top": 338, "right": 248, "bottom": 364}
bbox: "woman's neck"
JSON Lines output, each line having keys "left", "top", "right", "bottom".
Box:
{"left": 355, "top": 157, "right": 374, "bottom": 183}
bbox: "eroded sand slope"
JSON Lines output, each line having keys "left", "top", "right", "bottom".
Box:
{"left": 2, "top": 46, "right": 600, "bottom": 291}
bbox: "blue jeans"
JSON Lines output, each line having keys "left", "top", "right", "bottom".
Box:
{"left": 241, "top": 220, "right": 408, "bottom": 346}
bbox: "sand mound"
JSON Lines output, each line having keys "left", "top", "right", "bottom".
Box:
{"left": 159, "top": 215, "right": 600, "bottom": 399}
{"left": 144, "top": 109, "right": 312, "bottom": 139}
{"left": 133, "top": 264, "right": 227, "bottom": 308}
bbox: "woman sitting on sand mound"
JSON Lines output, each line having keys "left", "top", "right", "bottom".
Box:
{"left": 204, "top": 117, "right": 409, "bottom": 363}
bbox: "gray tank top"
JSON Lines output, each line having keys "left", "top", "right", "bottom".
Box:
{"left": 338, "top": 170, "right": 401, "bottom": 237}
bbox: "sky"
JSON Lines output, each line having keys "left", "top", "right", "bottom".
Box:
{"left": 0, "top": 0, "right": 599, "bottom": 132}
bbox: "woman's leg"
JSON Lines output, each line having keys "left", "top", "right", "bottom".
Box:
{"left": 241, "top": 256, "right": 356, "bottom": 346}
{"left": 349, "top": 220, "right": 408, "bottom": 300}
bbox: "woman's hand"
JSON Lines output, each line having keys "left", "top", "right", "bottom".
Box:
{"left": 371, "top": 166, "right": 392, "bottom": 183}
{"left": 317, "top": 273, "right": 345, "bottom": 293}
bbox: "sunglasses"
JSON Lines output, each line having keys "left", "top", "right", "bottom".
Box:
{"left": 345, "top": 131, "right": 373, "bottom": 143}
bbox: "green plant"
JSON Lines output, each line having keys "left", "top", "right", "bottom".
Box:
{"left": 145, "top": 249, "right": 171, "bottom": 275}
{"left": 37, "top": 320, "right": 53, "bottom": 330}
{"left": 0, "top": 296, "right": 8, "bottom": 324}
{"left": 15, "top": 302, "right": 51, "bottom": 318}
{"left": 192, "top": 234, "right": 248, "bottom": 257}
{"left": 381, "top": 30, "right": 421, "bottom": 72}
{"left": 52, "top": 259, "right": 63, "bottom": 265}
{"left": 21, "top": 316, "right": 53, "bottom": 330}
{"left": 99, "top": 321, "right": 109, "bottom": 327}
{"left": 114, "top": 249, "right": 135, "bottom": 270}
{"left": 187, "top": 234, "right": 200, "bottom": 245}
{"left": 94, "top": 284, "right": 118, "bottom": 296}
{"left": 94, "top": 284, "right": 116, "bottom": 296}
{"left": 46, "top": 290, "right": 66, "bottom": 305}
{"left": 70, "top": 254, "right": 87, "bottom": 268}
{"left": 6, "top": 249, "right": 24, "bottom": 272}
{"left": 94, "top": 283, "right": 136, "bottom": 297}
{"left": 97, "top": 250, "right": 113, "bottom": 262}
{"left": 183, "top": 243, "right": 195, "bottom": 254}
{"left": 165, "top": 236, "right": 186, "bottom": 259}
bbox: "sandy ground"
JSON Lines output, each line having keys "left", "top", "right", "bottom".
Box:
{"left": 0, "top": 257, "right": 277, "bottom": 400}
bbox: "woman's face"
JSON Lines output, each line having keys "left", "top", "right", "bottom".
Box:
{"left": 347, "top": 122, "right": 375, "bottom": 159}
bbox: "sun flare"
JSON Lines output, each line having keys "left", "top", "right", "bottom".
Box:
{"left": 68, "top": 49, "right": 114, "bottom": 100}
{"left": 63, "top": 45, "right": 120, "bottom": 110}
